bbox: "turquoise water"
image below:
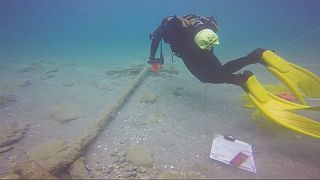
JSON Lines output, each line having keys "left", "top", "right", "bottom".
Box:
{"left": 1, "top": 0, "right": 320, "bottom": 64}
{"left": 1, "top": 0, "right": 320, "bottom": 179}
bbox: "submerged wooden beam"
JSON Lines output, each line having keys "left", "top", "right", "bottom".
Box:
{"left": 24, "top": 66, "right": 150, "bottom": 175}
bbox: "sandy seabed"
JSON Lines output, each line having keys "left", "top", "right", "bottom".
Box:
{"left": 0, "top": 55, "right": 320, "bottom": 179}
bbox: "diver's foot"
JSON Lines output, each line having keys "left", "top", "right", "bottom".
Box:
{"left": 239, "top": 70, "right": 254, "bottom": 90}
{"left": 241, "top": 70, "right": 254, "bottom": 84}
{"left": 243, "top": 70, "right": 254, "bottom": 78}
{"left": 233, "top": 70, "right": 254, "bottom": 86}
{"left": 247, "top": 48, "right": 266, "bottom": 64}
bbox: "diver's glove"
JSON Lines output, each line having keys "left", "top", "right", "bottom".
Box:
{"left": 246, "top": 48, "right": 265, "bottom": 64}
{"left": 148, "top": 57, "right": 162, "bottom": 73}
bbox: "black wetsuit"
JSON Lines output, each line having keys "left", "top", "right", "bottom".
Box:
{"left": 149, "top": 15, "right": 264, "bottom": 85}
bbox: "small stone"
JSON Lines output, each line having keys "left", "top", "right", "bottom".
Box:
{"left": 133, "top": 120, "right": 147, "bottom": 127}
{"left": 111, "top": 151, "right": 118, "bottom": 156}
{"left": 0, "top": 95, "right": 16, "bottom": 109}
{"left": 40, "top": 74, "right": 55, "bottom": 80}
{"left": 172, "top": 91, "right": 181, "bottom": 97}
{"left": 0, "top": 123, "right": 28, "bottom": 147}
{"left": 93, "top": 171, "right": 103, "bottom": 177}
{"left": 48, "top": 102, "right": 80, "bottom": 124}
{"left": 112, "top": 163, "right": 120, "bottom": 169}
{"left": 103, "top": 167, "right": 112, "bottom": 174}
{"left": 126, "top": 144, "right": 154, "bottom": 167}
{"left": 46, "top": 68, "right": 58, "bottom": 73}
{"left": 107, "top": 164, "right": 114, "bottom": 169}
{"left": 95, "top": 166, "right": 103, "bottom": 171}
{"left": 20, "top": 80, "right": 32, "bottom": 87}
{"left": 119, "top": 162, "right": 128, "bottom": 169}
{"left": 17, "top": 65, "right": 33, "bottom": 73}
{"left": 117, "top": 150, "right": 127, "bottom": 157}
{"left": 140, "top": 91, "right": 156, "bottom": 103}
{"left": 62, "top": 82, "right": 74, "bottom": 87}
{"left": 117, "top": 156, "right": 126, "bottom": 164}
{"left": 113, "top": 169, "right": 121, "bottom": 176}
{"left": 120, "top": 171, "right": 137, "bottom": 178}
{"left": 112, "top": 156, "right": 119, "bottom": 163}
{"left": 136, "top": 167, "right": 146, "bottom": 173}
{"left": 124, "top": 165, "right": 137, "bottom": 172}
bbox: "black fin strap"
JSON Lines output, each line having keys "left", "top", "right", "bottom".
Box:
{"left": 160, "top": 39, "right": 163, "bottom": 59}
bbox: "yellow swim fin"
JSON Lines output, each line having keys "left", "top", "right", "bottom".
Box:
{"left": 243, "top": 75, "right": 320, "bottom": 139}
{"left": 261, "top": 50, "right": 320, "bottom": 105}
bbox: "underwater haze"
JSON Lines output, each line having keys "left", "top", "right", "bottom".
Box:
{"left": 1, "top": 0, "right": 320, "bottom": 179}
{"left": 1, "top": 0, "right": 320, "bottom": 63}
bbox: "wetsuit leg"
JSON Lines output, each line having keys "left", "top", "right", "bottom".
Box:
{"left": 220, "top": 48, "right": 265, "bottom": 74}
{"left": 181, "top": 48, "right": 252, "bottom": 85}
{"left": 220, "top": 56, "right": 254, "bottom": 74}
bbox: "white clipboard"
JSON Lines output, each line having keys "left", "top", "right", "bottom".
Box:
{"left": 209, "top": 134, "right": 257, "bottom": 173}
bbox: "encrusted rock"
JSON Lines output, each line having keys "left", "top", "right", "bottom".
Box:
{"left": 136, "top": 167, "right": 146, "bottom": 173}
{"left": 0, "top": 145, "right": 14, "bottom": 154}
{"left": 19, "top": 80, "right": 32, "bottom": 87}
{"left": 162, "top": 66, "right": 179, "bottom": 75}
{"left": 124, "top": 165, "right": 137, "bottom": 172}
{"left": 116, "top": 150, "right": 127, "bottom": 157}
{"left": 140, "top": 91, "right": 156, "bottom": 103}
{"left": 106, "top": 66, "right": 143, "bottom": 77}
{"left": 103, "top": 167, "right": 112, "bottom": 174}
{"left": 14, "top": 160, "right": 58, "bottom": 179}
{"left": 27, "top": 139, "right": 69, "bottom": 172}
{"left": 69, "top": 156, "right": 91, "bottom": 179}
{"left": 0, "top": 122, "right": 28, "bottom": 148}
{"left": 2, "top": 169, "right": 21, "bottom": 179}
{"left": 126, "top": 144, "right": 153, "bottom": 167}
{"left": 111, "top": 156, "right": 119, "bottom": 163}
{"left": 112, "top": 163, "right": 120, "bottom": 169}
{"left": 46, "top": 68, "right": 58, "bottom": 73}
{"left": 111, "top": 151, "right": 118, "bottom": 156}
{"left": 119, "top": 171, "right": 137, "bottom": 178}
{"left": 107, "top": 163, "right": 114, "bottom": 169}
{"left": 146, "top": 111, "right": 163, "bottom": 124}
{"left": 62, "top": 81, "right": 74, "bottom": 87}
{"left": 95, "top": 166, "right": 103, "bottom": 171}
{"left": 48, "top": 102, "right": 80, "bottom": 123}
{"left": 117, "top": 156, "right": 126, "bottom": 164}
{"left": 0, "top": 95, "right": 16, "bottom": 109}
{"left": 16, "top": 65, "right": 33, "bottom": 73}
{"left": 40, "top": 74, "right": 55, "bottom": 80}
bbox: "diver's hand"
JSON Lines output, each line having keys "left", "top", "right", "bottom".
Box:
{"left": 148, "top": 57, "right": 161, "bottom": 73}
{"left": 246, "top": 48, "right": 265, "bottom": 61}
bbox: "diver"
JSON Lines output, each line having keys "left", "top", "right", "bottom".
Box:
{"left": 148, "top": 14, "right": 265, "bottom": 86}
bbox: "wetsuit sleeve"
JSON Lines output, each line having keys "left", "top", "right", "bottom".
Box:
{"left": 149, "top": 26, "right": 163, "bottom": 60}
